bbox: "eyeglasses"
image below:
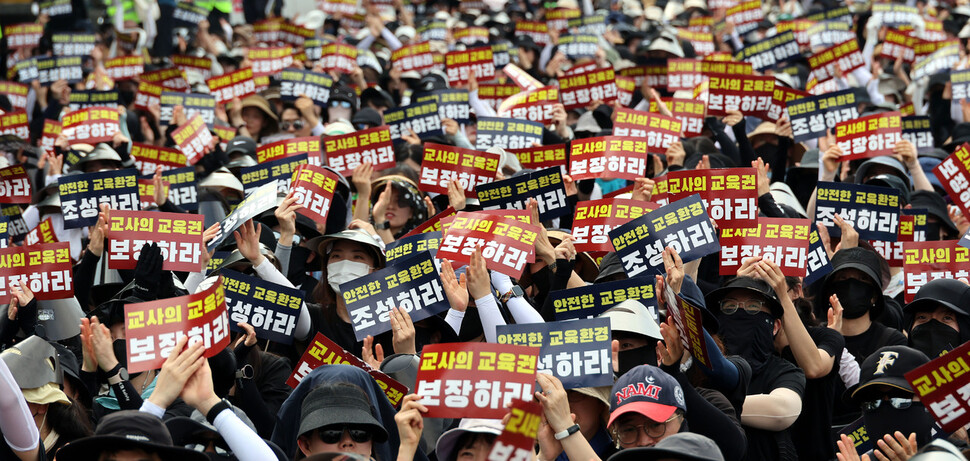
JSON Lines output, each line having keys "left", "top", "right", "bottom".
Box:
{"left": 330, "top": 100, "right": 353, "bottom": 109}
{"left": 719, "top": 299, "right": 766, "bottom": 315}
{"left": 317, "top": 427, "right": 373, "bottom": 444}
{"left": 613, "top": 414, "right": 681, "bottom": 444}
{"left": 281, "top": 119, "right": 306, "bottom": 131}
{"left": 861, "top": 398, "right": 914, "bottom": 411}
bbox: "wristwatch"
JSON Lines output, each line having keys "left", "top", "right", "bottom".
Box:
{"left": 375, "top": 221, "right": 391, "bottom": 230}
{"left": 500, "top": 285, "right": 525, "bottom": 303}
{"left": 554, "top": 424, "right": 581, "bottom": 440}
{"left": 107, "top": 365, "right": 129, "bottom": 385}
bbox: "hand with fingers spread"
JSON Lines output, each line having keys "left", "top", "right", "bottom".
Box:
{"left": 833, "top": 214, "right": 858, "bottom": 251}
{"left": 662, "top": 247, "right": 686, "bottom": 294}
{"left": 467, "top": 246, "right": 492, "bottom": 300}
{"left": 87, "top": 204, "right": 111, "bottom": 257}
{"left": 147, "top": 336, "right": 206, "bottom": 409}
{"left": 352, "top": 162, "right": 374, "bottom": 198}
{"left": 447, "top": 180, "right": 466, "bottom": 211}
{"left": 827, "top": 294, "right": 844, "bottom": 334}
{"left": 657, "top": 316, "right": 684, "bottom": 367}
{"left": 752, "top": 258, "right": 788, "bottom": 299}
{"left": 275, "top": 191, "right": 303, "bottom": 246}
{"left": 736, "top": 256, "right": 763, "bottom": 279}
{"left": 631, "top": 178, "right": 655, "bottom": 202}
{"left": 395, "top": 394, "right": 428, "bottom": 456}
{"left": 234, "top": 219, "right": 265, "bottom": 267}
{"left": 361, "top": 335, "right": 384, "bottom": 370}
{"left": 871, "top": 431, "right": 918, "bottom": 461}
{"left": 132, "top": 242, "right": 163, "bottom": 300}
{"left": 390, "top": 306, "right": 416, "bottom": 355}
{"left": 816, "top": 223, "right": 835, "bottom": 260}
{"left": 441, "top": 259, "right": 469, "bottom": 312}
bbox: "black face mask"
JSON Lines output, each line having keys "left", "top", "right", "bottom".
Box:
{"left": 617, "top": 345, "right": 658, "bottom": 377}
{"left": 910, "top": 319, "right": 961, "bottom": 358}
{"left": 863, "top": 401, "right": 938, "bottom": 448}
{"left": 119, "top": 90, "right": 135, "bottom": 107}
{"left": 787, "top": 171, "right": 817, "bottom": 209}
{"left": 923, "top": 220, "right": 943, "bottom": 241}
{"left": 719, "top": 311, "right": 775, "bottom": 373}
{"left": 829, "top": 279, "right": 877, "bottom": 319}
{"left": 755, "top": 144, "right": 777, "bottom": 163}
{"left": 112, "top": 338, "right": 127, "bottom": 367}
{"left": 288, "top": 245, "right": 313, "bottom": 279}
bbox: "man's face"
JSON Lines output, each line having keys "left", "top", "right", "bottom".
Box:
{"left": 611, "top": 412, "right": 683, "bottom": 448}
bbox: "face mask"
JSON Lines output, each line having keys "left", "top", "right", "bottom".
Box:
{"left": 113, "top": 339, "right": 127, "bottom": 367}
{"left": 288, "top": 246, "right": 313, "bottom": 279}
{"left": 119, "top": 90, "right": 135, "bottom": 106}
{"left": 910, "top": 320, "right": 961, "bottom": 358}
{"left": 617, "top": 345, "right": 658, "bottom": 377}
{"left": 327, "top": 260, "right": 373, "bottom": 293}
{"left": 718, "top": 311, "right": 775, "bottom": 373}
{"left": 755, "top": 144, "right": 776, "bottom": 162}
{"left": 863, "top": 401, "right": 937, "bottom": 448}
{"left": 829, "top": 279, "right": 877, "bottom": 319}
{"left": 924, "top": 221, "right": 942, "bottom": 241}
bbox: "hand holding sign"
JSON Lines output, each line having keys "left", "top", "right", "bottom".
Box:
{"left": 146, "top": 336, "right": 205, "bottom": 410}
{"left": 657, "top": 315, "right": 685, "bottom": 367}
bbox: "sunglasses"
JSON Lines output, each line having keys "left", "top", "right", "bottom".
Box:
{"left": 281, "top": 119, "right": 306, "bottom": 131}
{"left": 861, "top": 398, "right": 914, "bottom": 411}
{"left": 317, "top": 427, "right": 372, "bottom": 444}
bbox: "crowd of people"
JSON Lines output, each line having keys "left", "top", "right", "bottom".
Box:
{"left": 1, "top": 0, "right": 970, "bottom": 460}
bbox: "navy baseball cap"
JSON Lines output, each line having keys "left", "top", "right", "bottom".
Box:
{"left": 608, "top": 365, "right": 686, "bottom": 427}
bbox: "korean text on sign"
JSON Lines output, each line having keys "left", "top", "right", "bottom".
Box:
{"left": 289, "top": 164, "right": 341, "bottom": 224}
{"left": 609, "top": 194, "right": 720, "bottom": 277}
{"left": 706, "top": 73, "right": 775, "bottom": 118}
{"left": 488, "top": 400, "right": 543, "bottom": 461}
{"left": 61, "top": 106, "right": 121, "bottom": 145}
{"left": 835, "top": 111, "right": 902, "bottom": 162}
{"left": 612, "top": 108, "right": 682, "bottom": 153}
{"left": 0, "top": 242, "right": 72, "bottom": 300}
{"left": 558, "top": 68, "right": 618, "bottom": 111}
{"left": 206, "top": 67, "right": 257, "bottom": 104}
{"left": 223, "top": 269, "right": 303, "bottom": 345}
{"left": 24, "top": 217, "right": 57, "bottom": 246}
{"left": 384, "top": 101, "right": 443, "bottom": 142}
{"left": 814, "top": 182, "right": 901, "bottom": 241}
{"left": 445, "top": 47, "right": 495, "bottom": 86}
{"left": 257, "top": 136, "right": 322, "bottom": 166}
{"left": 402, "top": 207, "right": 457, "bottom": 238}
{"left": 325, "top": 127, "right": 395, "bottom": 176}
{"left": 437, "top": 212, "right": 540, "bottom": 278}
{"left": 206, "top": 182, "right": 280, "bottom": 251}
{"left": 903, "top": 240, "right": 970, "bottom": 303}
{"left": 572, "top": 199, "right": 660, "bottom": 253}
{"left": 508, "top": 144, "right": 567, "bottom": 172}
{"left": 657, "top": 280, "right": 713, "bottom": 368}
{"left": 279, "top": 69, "right": 333, "bottom": 108}
{"left": 666, "top": 167, "right": 759, "bottom": 226}
{"left": 497, "top": 318, "right": 612, "bottom": 389}
{"left": 786, "top": 89, "right": 859, "bottom": 143}
{"left": 420, "top": 143, "right": 500, "bottom": 198}
{"left": 719, "top": 218, "right": 812, "bottom": 276}
{"left": 172, "top": 114, "right": 214, "bottom": 165}
{"left": 385, "top": 231, "right": 441, "bottom": 262}
{"left": 476, "top": 167, "right": 569, "bottom": 221}
{"left": 905, "top": 339, "right": 970, "bottom": 432}
{"left": 569, "top": 136, "right": 650, "bottom": 181}
{"left": 131, "top": 143, "right": 188, "bottom": 175}
{"left": 106, "top": 210, "right": 205, "bottom": 272}
{"left": 0, "top": 165, "right": 32, "bottom": 204}
{"left": 58, "top": 169, "right": 139, "bottom": 229}
{"left": 241, "top": 154, "right": 308, "bottom": 195}
{"left": 933, "top": 144, "right": 970, "bottom": 218}
{"left": 551, "top": 276, "right": 658, "bottom": 323}
{"left": 161, "top": 167, "right": 199, "bottom": 211}
{"left": 124, "top": 278, "right": 231, "bottom": 373}
{"left": 475, "top": 117, "right": 544, "bottom": 151}
{"left": 416, "top": 342, "right": 539, "bottom": 419}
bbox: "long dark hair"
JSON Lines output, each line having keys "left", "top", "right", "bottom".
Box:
{"left": 47, "top": 399, "right": 93, "bottom": 456}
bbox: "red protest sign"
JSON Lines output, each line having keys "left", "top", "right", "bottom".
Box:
{"left": 324, "top": 126, "right": 395, "bottom": 176}
{"left": 498, "top": 86, "right": 559, "bottom": 125}
{"left": 106, "top": 210, "right": 204, "bottom": 272}
{"left": 246, "top": 47, "right": 294, "bottom": 77}
{"left": 206, "top": 67, "right": 256, "bottom": 104}
{"left": 0, "top": 82, "right": 28, "bottom": 111}
{"left": 503, "top": 63, "right": 544, "bottom": 92}
{"left": 835, "top": 111, "right": 902, "bottom": 162}
{"left": 902, "top": 240, "right": 970, "bottom": 302}
{"left": 726, "top": 0, "right": 764, "bottom": 34}
{"left": 392, "top": 42, "right": 437, "bottom": 75}
{"left": 558, "top": 68, "right": 617, "bottom": 111}
{"left": 438, "top": 212, "right": 539, "bottom": 278}
{"left": 131, "top": 143, "right": 188, "bottom": 175}
{"left": 488, "top": 400, "right": 543, "bottom": 461}
{"left": 289, "top": 164, "right": 342, "bottom": 223}
{"left": 62, "top": 106, "right": 121, "bottom": 145}
{"left": 0, "top": 242, "right": 72, "bottom": 300}
{"left": 40, "top": 119, "right": 61, "bottom": 158}
{"left": 880, "top": 30, "right": 916, "bottom": 62}
{"left": 657, "top": 280, "right": 713, "bottom": 368}
{"left": 402, "top": 207, "right": 457, "bottom": 238}
{"left": 934, "top": 144, "right": 970, "bottom": 218}
{"left": 124, "top": 278, "right": 231, "bottom": 374}
{"left": 24, "top": 217, "right": 58, "bottom": 246}
{"left": 415, "top": 342, "right": 539, "bottom": 419}
{"left": 257, "top": 136, "right": 322, "bottom": 165}
{"left": 287, "top": 332, "right": 409, "bottom": 407}
{"left": 445, "top": 47, "right": 495, "bottom": 87}
{"left": 172, "top": 55, "right": 213, "bottom": 80}
{"left": 419, "top": 143, "right": 500, "bottom": 198}
{"left": 906, "top": 339, "right": 970, "bottom": 432}
{"left": 172, "top": 114, "right": 213, "bottom": 165}
{"left": 0, "top": 110, "right": 30, "bottom": 141}
{"left": 0, "top": 165, "right": 32, "bottom": 203}
{"left": 514, "top": 21, "right": 550, "bottom": 46}
{"left": 104, "top": 55, "right": 145, "bottom": 81}
{"left": 666, "top": 167, "right": 759, "bottom": 226}
{"left": 706, "top": 73, "right": 775, "bottom": 118}
{"left": 871, "top": 213, "right": 925, "bottom": 267}
{"left": 508, "top": 144, "right": 568, "bottom": 172}
{"left": 137, "top": 178, "right": 169, "bottom": 209}
{"left": 808, "top": 39, "right": 866, "bottom": 83}
{"left": 719, "top": 218, "right": 812, "bottom": 276}
{"left": 572, "top": 199, "right": 660, "bottom": 252}
{"left": 650, "top": 98, "right": 706, "bottom": 137}
{"left": 319, "top": 43, "right": 358, "bottom": 74}
{"left": 134, "top": 81, "right": 163, "bottom": 112}
{"left": 568, "top": 136, "right": 649, "bottom": 181}
{"left": 612, "top": 108, "right": 683, "bottom": 153}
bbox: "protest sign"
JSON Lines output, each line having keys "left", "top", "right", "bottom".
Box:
{"left": 551, "top": 276, "right": 658, "bottom": 323}
{"left": 558, "top": 68, "right": 617, "bottom": 111}
{"left": 256, "top": 136, "right": 322, "bottom": 166}
{"left": 953, "top": 69, "right": 970, "bottom": 101}
{"left": 666, "top": 167, "right": 759, "bottom": 226}
{"left": 568, "top": 14, "right": 607, "bottom": 34}
{"left": 416, "top": 342, "right": 538, "bottom": 419}
{"left": 138, "top": 178, "right": 167, "bottom": 210}
{"left": 324, "top": 127, "right": 396, "bottom": 176}
{"left": 881, "top": 30, "right": 917, "bottom": 62}
{"left": 569, "top": 136, "right": 650, "bottom": 181}
{"left": 173, "top": 1, "right": 209, "bottom": 27}
{"left": 247, "top": 47, "right": 294, "bottom": 77}
{"left": 872, "top": 4, "right": 921, "bottom": 27}
{"left": 279, "top": 69, "right": 333, "bottom": 107}
{"left": 24, "top": 217, "right": 58, "bottom": 246}
{"left": 385, "top": 232, "right": 441, "bottom": 262}
{"left": 172, "top": 55, "right": 213, "bottom": 80}
{"left": 804, "top": 223, "right": 834, "bottom": 286}
{"left": 814, "top": 182, "right": 901, "bottom": 241}
{"left": 808, "top": 39, "right": 866, "bottom": 83}
{"left": 476, "top": 167, "right": 569, "bottom": 221}
{"left": 487, "top": 400, "right": 542, "bottom": 461}
{"left": 58, "top": 169, "right": 139, "bottom": 229}
{"left": 719, "top": 218, "right": 812, "bottom": 276}
{"left": 159, "top": 92, "right": 216, "bottom": 127}
{"left": 649, "top": 98, "right": 706, "bottom": 137}
{"left": 726, "top": 0, "right": 764, "bottom": 34}
{"left": 131, "top": 143, "right": 188, "bottom": 176}
{"left": 424, "top": 89, "right": 471, "bottom": 125}
{"left": 134, "top": 81, "right": 163, "bottom": 112}
{"left": 206, "top": 182, "right": 279, "bottom": 251}
{"left": 1, "top": 206, "right": 28, "bottom": 240}
{"left": 143, "top": 68, "right": 189, "bottom": 91}
{"left": 834, "top": 111, "right": 902, "bottom": 162}
{"left": 241, "top": 154, "right": 308, "bottom": 195}
{"left": 497, "top": 87, "right": 558, "bottom": 125}
{"left": 40, "top": 119, "right": 61, "bottom": 158}
{"left": 475, "top": 117, "right": 544, "bottom": 151}
{"left": 620, "top": 62, "right": 668, "bottom": 89}
{"left": 706, "top": 73, "right": 775, "bottom": 118}
{"left": 417, "top": 21, "right": 447, "bottom": 42}
{"left": 0, "top": 82, "right": 28, "bottom": 111}
{"left": 384, "top": 100, "right": 443, "bottom": 142}
{"left": 0, "top": 165, "right": 31, "bottom": 204}
{"left": 906, "top": 339, "right": 970, "bottom": 432}
{"left": 206, "top": 67, "right": 256, "bottom": 104}
{"left": 124, "top": 278, "right": 230, "bottom": 374}
{"left": 104, "top": 55, "right": 144, "bottom": 81}
{"left": 609, "top": 195, "right": 720, "bottom": 276}
{"left": 515, "top": 21, "right": 550, "bottom": 46}
{"left": 478, "top": 84, "right": 522, "bottom": 111}
{"left": 402, "top": 207, "right": 457, "bottom": 238}
{"left": 341, "top": 251, "right": 449, "bottom": 341}
{"left": 287, "top": 332, "right": 408, "bottom": 406}
{"left": 572, "top": 199, "right": 661, "bottom": 253}
{"left": 172, "top": 114, "right": 214, "bottom": 165}
{"left": 508, "top": 144, "right": 568, "bottom": 172}
{"left": 807, "top": 21, "right": 855, "bottom": 49}
{"left": 557, "top": 34, "right": 599, "bottom": 59}
{"left": 765, "top": 85, "right": 810, "bottom": 122}
{"left": 612, "top": 108, "right": 683, "bottom": 153}
{"left": 497, "top": 318, "right": 612, "bottom": 389}
{"left": 735, "top": 31, "right": 800, "bottom": 71}
{"left": 445, "top": 47, "right": 495, "bottom": 87}
{"left": 902, "top": 116, "right": 934, "bottom": 152}
{"left": 0, "top": 243, "right": 72, "bottom": 300}
{"left": 0, "top": 111, "right": 29, "bottom": 142}
{"left": 392, "top": 42, "right": 437, "bottom": 75}
{"left": 61, "top": 107, "right": 121, "bottom": 145}
{"left": 68, "top": 91, "right": 120, "bottom": 112}
{"left": 419, "top": 143, "right": 499, "bottom": 198}
{"left": 903, "top": 240, "right": 969, "bottom": 302}
{"left": 318, "top": 43, "right": 358, "bottom": 74}
{"left": 657, "top": 279, "right": 713, "bottom": 368}
{"left": 288, "top": 164, "right": 342, "bottom": 224}
{"left": 0, "top": 217, "right": 10, "bottom": 247}
{"left": 5, "top": 23, "right": 43, "bottom": 50}
{"left": 546, "top": 7, "right": 581, "bottom": 32}
{"left": 933, "top": 144, "right": 970, "bottom": 218}
{"left": 38, "top": 0, "right": 72, "bottom": 17}
{"left": 871, "top": 211, "right": 928, "bottom": 267}
{"left": 437, "top": 212, "right": 539, "bottom": 278}
{"left": 161, "top": 167, "right": 198, "bottom": 211}
{"left": 106, "top": 210, "right": 205, "bottom": 272}
{"left": 453, "top": 26, "right": 490, "bottom": 46}
{"left": 222, "top": 269, "right": 303, "bottom": 344}
{"left": 787, "top": 89, "right": 860, "bottom": 143}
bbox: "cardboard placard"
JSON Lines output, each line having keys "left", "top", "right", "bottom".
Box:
{"left": 124, "top": 278, "right": 230, "bottom": 373}
{"left": 131, "top": 143, "right": 188, "bottom": 175}
{"left": 4, "top": 23, "right": 43, "bottom": 49}
{"left": 834, "top": 111, "right": 902, "bottom": 162}
{"left": 24, "top": 217, "right": 58, "bottom": 246}
{"left": 392, "top": 42, "right": 437, "bottom": 75}
{"left": 134, "top": 81, "right": 163, "bottom": 112}
{"left": 557, "top": 34, "right": 599, "bottom": 59}
{"left": 104, "top": 56, "right": 145, "bottom": 81}
{"left": 173, "top": 1, "right": 210, "bottom": 27}
{"left": 256, "top": 136, "right": 322, "bottom": 166}
{"left": 437, "top": 212, "right": 540, "bottom": 278}
{"left": 223, "top": 269, "right": 303, "bottom": 345}
{"left": 902, "top": 116, "right": 934, "bottom": 152}
{"left": 385, "top": 231, "right": 441, "bottom": 262}
{"left": 612, "top": 108, "right": 683, "bottom": 153}
{"left": 0, "top": 243, "right": 73, "bottom": 300}
{"left": 68, "top": 90, "right": 120, "bottom": 112}
{"left": 719, "top": 218, "right": 812, "bottom": 276}
{"left": 279, "top": 69, "right": 333, "bottom": 107}
{"left": 1, "top": 206, "right": 28, "bottom": 239}
{"left": 0, "top": 165, "right": 31, "bottom": 204}
{"left": 246, "top": 47, "right": 294, "bottom": 77}
{"left": 324, "top": 127, "right": 395, "bottom": 176}
{"left": 572, "top": 199, "right": 660, "bottom": 253}
{"left": 0, "top": 82, "right": 28, "bottom": 111}
{"left": 415, "top": 342, "right": 539, "bottom": 419}
{"left": 161, "top": 167, "right": 199, "bottom": 211}
{"left": 569, "top": 136, "right": 650, "bottom": 181}
{"left": 58, "top": 169, "right": 139, "bottom": 229}
{"left": 906, "top": 339, "right": 970, "bottom": 432}
{"left": 453, "top": 27, "right": 490, "bottom": 46}
{"left": 172, "top": 55, "right": 213, "bottom": 80}
{"left": 649, "top": 98, "right": 706, "bottom": 137}
{"left": 62, "top": 107, "right": 120, "bottom": 145}
{"left": 172, "top": 114, "right": 214, "bottom": 165}
{"left": 319, "top": 43, "right": 358, "bottom": 74}
{"left": 903, "top": 240, "right": 969, "bottom": 302}
{"left": 871, "top": 211, "right": 929, "bottom": 268}
{"left": 497, "top": 318, "right": 612, "bottom": 389}
{"left": 38, "top": 0, "right": 73, "bottom": 17}
{"left": 933, "top": 144, "right": 970, "bottom": 218}
{"left": 814, "top": 182, "right": 901, "bottom": 241}
{"left": 206, "top": 182, "right": 280, "bottom": 251}
{"left": 476, "top": 167, "right": 569, "bottom": 221}
{"left": 137, "top": 178, "right": 167, "bottom": 210}
{"left": 288, "top": 164, "right": 342, "bottom": 224}
{"left": 881, "top": 30, "right": 916, "bottom": 63}
{"left": 445, "top": 47, "right": 495, "bottom": 87}
{"left": 508, "top": 144, "right": 568, "bottom": 172}
{"left": 160, "top": 92, "right": 216, "bottom": 128}
{"left": 515, "top": 21, "right": 550, "bottom": 46}
{"left": 666, "top": 167, "right": 759, "bottom": 226}
{"left": 477, "top": 84, "right": 522, "bottom": 111}
{"left": 706, "top": 73, "right": 775, "bottom": 118}
{"left": 808, "top": 39, "right": 866, "bottom": 83}
{"left": 241, "top": 153, "right": 308, "bottom": 195}
{"left": 807, "top": 21, "right": 855, "bottom": 49}
{"left": 106, "top": 210, "right": 205, "bottom": 272}
{"left": 558, "top": 68, "right": 617, "bottom": 111}
{"left": 497, "top": 87, "right": 559, "bottom": 125}
{"left": 401, "top": 207, "right": 457, "bottom": 238}
{"left": 551, "top": 276, "right": 658, "bottom": 323}
{"left": 787, "top": 89, "right": 860, "bottom": 143}
{"left": 951, "top": 69, "right": 970, "bottom": 101}
{"left": 384, "top": 100, "right": 443, "bottom": 142}
{"left": 735, "top": 31, "right": 800, "bottom": 71}
{"left": 206, "top": 68, "right": 257, "bottom": 104}
{"left": 726, "top": 0, "right": 764, "bottom": 34}
{"left": 419, "top": 143, "right": 500, "bottom": 198}
{"left": 475, "top": 117, "right": 544, "bottom": 151}
{"left": 487, "top": 400, "right": 543, "bottom": 461}
{"left": 657, "top": 278, "right": 713, "bottom": 368}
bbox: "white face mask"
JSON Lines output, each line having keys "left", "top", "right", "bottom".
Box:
{"left": 327, "top": 260, "right": 372, "bottom": 293}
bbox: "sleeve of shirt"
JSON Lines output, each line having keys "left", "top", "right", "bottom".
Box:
{"left": 809, "top": 326, "right": 845, "bottom": 358}
{"left": 213, "top": 408, "right": 278, "bottom": 461}
{"left": 138, "top": 400, "right": 167, "bottom": 419}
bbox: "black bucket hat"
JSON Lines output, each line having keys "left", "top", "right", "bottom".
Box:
{"left": 298, "top": 382, "right": 389, "bottom": 442}
{"left": 56, "top": 410, "right": 209, "bottom": 461}
{"left": 819, "top": 247, "right": 886, "bottom": 319}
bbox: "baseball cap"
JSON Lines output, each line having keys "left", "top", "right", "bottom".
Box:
{"left": 599, "top": 299, "right": 662, "bottom": 340}
{"left": 903, "top": 279, "right": 970, "bottom": 317}
{"left": 608, "top": 365, "right": 686, "bottom": 427}
{"left": 847, "top": 345, "right": 929, "bottom": 403}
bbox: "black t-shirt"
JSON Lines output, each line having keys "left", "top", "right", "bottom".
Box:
{"left": 782, "top": 326, "right": 845, "bottom": 461}
{"left": 304, "top": 304, "right": 393, "bottom": 359}
{"left": 742, "top": 354, "right": 807, "bottom": 461}
{"left": 0, "top": 436, "right": 46, "bottom": 461}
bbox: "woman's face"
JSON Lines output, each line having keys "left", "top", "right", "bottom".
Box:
{"left": 328, "top": 240, "right": 377, "bottom": 268}
{"left": 300, "top": 427, "right": 373, "bottom": 457}
{"left": 456, "top": 435, "right": 495, "bottom": 461}
{"left": 281, "top": 107, "right": 311, "bottom": 137}
{"left": 384, "top": 188, "right": 413, "bottom": 230}
{"left": 241, "top": 107, "right": 266, "bottom": 136}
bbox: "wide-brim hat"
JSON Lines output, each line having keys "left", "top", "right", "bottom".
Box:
{"left": 436, "top": 419, "right": 504, "bottom": 461}
{"left": 599, "top": 299, "right": 662, "bottom": 340}
{"left": 307, "top": 229, "right": 386, "bottom": 269}
{"left": 299, "top": 384, "right": 389, "bottom": 442}
{"left": 705, "top": 277, "right": 784, "bottom": 318}
{"left": 56, "top": 410, "right": 209, "bottom": 461}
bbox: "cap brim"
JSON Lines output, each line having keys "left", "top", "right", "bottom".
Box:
{"left": 607, "top": 446, "right": 717, "bottom": 461}
{"left": 298, "top": 408, "right": 389, "bottom": 443}
{"left": 607, "top": 402, "right": 677, "bottom": 428}
{"left": 903, "top": 297, "right": 969, "bottom": 317}
{"left": 846, "top": 376, "right": 915, "bottom": 403}
{"left": 55, "top": 435, "right": 210, "bottom": 461}
{"left": 436, "top": 423, "right": 503, "bottom": 461}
